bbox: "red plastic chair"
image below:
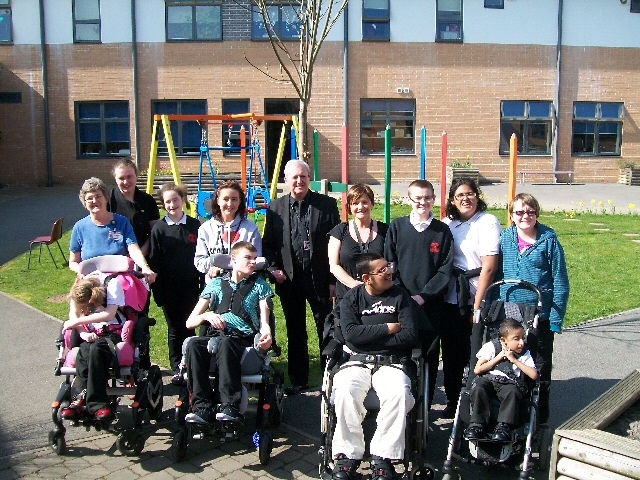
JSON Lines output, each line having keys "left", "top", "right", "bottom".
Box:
{"left": 28, "top": 217, "right": 67, "bottom": 269}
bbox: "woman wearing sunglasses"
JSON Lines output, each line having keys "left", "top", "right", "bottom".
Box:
{"left": 500, "top": 192, "right": 569, "bottom": 425}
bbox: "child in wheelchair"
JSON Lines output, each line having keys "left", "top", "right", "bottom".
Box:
{"left": 464, "top": 317, "right": 538, "bottom": 443}
{"left": 183, "top": 241, "right": 273, "bottom": 425}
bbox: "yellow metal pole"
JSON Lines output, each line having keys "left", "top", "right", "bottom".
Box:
{"left": 508, "top": 132, "right": 518, "bottom": 220}
{"left": 269, "top": 120, "right": 289, "bottom": 201}
{"left": 147, "top": 117, "right": 159, "bottom": 194}
{"left": 161, "top": 114, "right": 182, "bottom": 186}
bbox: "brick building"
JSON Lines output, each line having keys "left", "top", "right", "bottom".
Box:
{"left": 0, "top": 0, "right": 639, "bottom": 187}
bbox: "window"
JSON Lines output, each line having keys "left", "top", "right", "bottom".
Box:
{"left": 436, "top": 0, "right": 462, "bottom": 42}
{"left": 73, "top": 0, "right": 101, "bottom": 43}
{"left": 222, "top": 99, "right": 251, "bottom": 156}
{"left": 252, "top": 1, "right": 301, "bottom": 40}
{"left": 362, "top": 0, "right": 390, "bottom": 41}
{"left": 152, "top": 100, "right": 207, "bottom": 155}
{"left": 572, "top": 102, "right": 623, "bottom": 156}
{"left": 632, "top": 0, "right": 640, "bottom": 12}
{"left": 0, "top": 0, "right": 12, "bottom": 43}
{"left": 500, "top": 101, "right": 553, "bottom": 155}
{"left": 166, "top": 1, "right": 222, "bottom": 41}
{"left": 484, "top": 0, "right": 503, "bottom": 8}
{"left": 76, "top": 101, "right": 130, "bottom": 157}
{"left": 361, "top": 99, "right": 415, "bottom": 155}
{"left": 0, "top": 92, "right": 21, "bottom": 103}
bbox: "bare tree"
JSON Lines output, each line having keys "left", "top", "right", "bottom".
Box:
{"left": 248, "top": 0, "right": 349, "bottom": 161}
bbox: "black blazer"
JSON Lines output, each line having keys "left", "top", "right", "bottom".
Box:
{"left": 263, "top": 190, "right": 340, "bottom": 296}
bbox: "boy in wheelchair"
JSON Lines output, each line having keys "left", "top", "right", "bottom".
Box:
{"left": 329, "top": 253, "right": 419, "bottom": 480}
{"left": 464, "top": 318, "right": 538, "bottom": 442}
{"left": 60, "top": 273, "right": 126, "bottom": 421}
{"left": 183, "top": 241, "right": 273, "bottom": 424}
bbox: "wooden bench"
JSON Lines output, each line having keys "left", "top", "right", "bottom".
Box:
{"left": 519, "top": 170, "right": 574, "bottom": 184}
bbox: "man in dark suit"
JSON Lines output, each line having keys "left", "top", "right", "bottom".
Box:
{"left": 263, "top": 160, "right": 340, "bottom": 395}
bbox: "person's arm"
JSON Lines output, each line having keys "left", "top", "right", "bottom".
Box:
{"left": 472, "top": 254, "right": 500, "bottom": 321}
{"left": 127, "top": 243, "right": 157, "bottom": 283}
{"left": 257, "top": 298, "right": 272, "bottom": 350}
{"left": 248, "top": 223, "right": 263, "bottom": 256}
{"left": 328, "top": 236, "right": 362, "bottom": 290}
{"left": 262, "top": 207, "right": 286, "bottom": 283}
{"left": 340, "top": 292, "right": 394, "bottom": 346}
{"left": 185, "top": 297, "right": 223, "bottom": 330}
{"left": 147, "top": 224, "right": 161, "bottom": 273}
{"left": 62, "top": 304, "right": 119, "bottom": 331}
{"left": 377, "top": 293, "right": 419, "bottom": 348}
{"left": 505, "top": 350, "right": 539, "bottom": 380}
{"left": 417, "top": 228, "right": 454, "bottom": 304}
{"left": 474, "top": 351, "right": 505, "bottom": 375}
{"left": 69, "top": 251, "right": 82, "bottom": 276}
{"left": 549, "top": 239, "right": 570, "bottom": 333}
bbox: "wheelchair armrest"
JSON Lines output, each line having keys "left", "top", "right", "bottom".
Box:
{"left": 411, "top": 347, "right": 421, "bottom": 360}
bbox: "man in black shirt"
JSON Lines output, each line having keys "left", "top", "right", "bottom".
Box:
{"left": 262, "top": 160, "right": 340, "bottom": 395}
{"left": 330, "top": 253, "right": 418, "bottom": 480}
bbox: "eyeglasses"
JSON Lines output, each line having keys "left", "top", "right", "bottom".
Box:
{"left": 367, "top": 263, "right": 395, "bottom": 276}
{"left": 409, "top": 196, "right": 435, "bottom": 203}
{"left": 453, "top": 192, "right": 477, "bottom": 201}
{"left": 512, "top": 210, "right": 537, "bottom": 217}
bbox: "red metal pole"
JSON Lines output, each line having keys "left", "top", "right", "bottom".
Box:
{"left": 240, "top": 125, "right": 247, "bottom": 191}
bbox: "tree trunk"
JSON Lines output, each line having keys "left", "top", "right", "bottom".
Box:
{"left": 298, "top": 100, "right": 308, "bottom": 163}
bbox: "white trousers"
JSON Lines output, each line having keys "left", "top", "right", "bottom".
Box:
{"left": 331, "top": 362, "right": 414, "bottom": 460}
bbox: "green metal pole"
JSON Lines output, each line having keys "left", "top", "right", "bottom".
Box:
{"left": 384, "top": 125, "right": 392, "bottom": 224}
{"left": 313, "top": 129, "right": 320, "bottom": 181}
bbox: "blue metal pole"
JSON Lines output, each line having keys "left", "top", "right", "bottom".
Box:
{"left": 290, "top": 125, "right": 297, "bottom": 160}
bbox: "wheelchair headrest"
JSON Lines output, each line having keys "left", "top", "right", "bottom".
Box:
{"left": 79, "top": 255, "right": 132, "bottom": 276}
{"left": 210, "top": 253, "right": 267, "bottom": 270}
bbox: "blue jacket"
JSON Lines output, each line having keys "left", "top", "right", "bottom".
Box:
{"left": 498, "top": 223, "right": 569, "bottom": 332}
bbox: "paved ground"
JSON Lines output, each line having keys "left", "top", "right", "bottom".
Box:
{"left": 0, "top": 182, "right": 639, "bottom": 479}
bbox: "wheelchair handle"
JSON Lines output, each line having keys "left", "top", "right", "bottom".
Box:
{"left": 481, "top": 279, "right": 543, "bottom": 310}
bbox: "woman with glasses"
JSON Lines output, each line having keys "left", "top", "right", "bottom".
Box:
{"left": 328, "top": 183, "right": 388, "bottom": 303}
{"left": 499, "top": 193, "right": 569, "bottom": 424}
{"left": 441, "top": 178, "right": 501, "bottom": 418}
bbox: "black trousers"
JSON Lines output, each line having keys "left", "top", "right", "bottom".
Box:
{"left": 162, "top": 296, "right": 197, "bottom": 371}
{"left": 470, "top": 375, "right": 523, "bottom": 426}
{"left": 186, "top": 334, "right": 253, "bottom": 409}
{"left": 535, "top": 322, "right": 554, "bottom": 424}
{"left": 277, "top": 269, "right": 332, "bottom": 386}
{"left": 74, "top": 334, "right": 120, "bottom": 414}
{"left": 423, "top": 303, "right": 471, "bottom": 408}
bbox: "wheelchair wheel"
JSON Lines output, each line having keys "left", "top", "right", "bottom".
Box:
{"left": 409, "top": 464, "right": 435, "bottom": 480}
{"left": 172, "top": 428, "right": 188, "bottom": 462}
{"left": 48, "top": 430, "right": 66, "bottom": 455}
{"left": 258, "top": 431, "right": 273, "bottom": 465}
{"left": 441, "top": 474, "right": 461, "bottom": 480}
{"left": 116, "top": 430, "right": 145, "bottom": 456}
{"left": 146, "top": 365, "right": 164, "bottom": 420}
{"left": 537, "top": 424, "right": 552, "bottom": 471}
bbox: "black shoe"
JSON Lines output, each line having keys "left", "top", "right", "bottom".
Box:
{"left": 491, "top": 422, "right": 511, "bottom": 442}
{"left": 284, "top": 383, "right": 309, "bottom": 396}
{"left": 370, "top": 456, "right": 395, "bottom": 480}
{"left": 186, "top": 404, "right": 217, "bottom": 424}
{"left": 216, "top": 404, "right": 244, "bottom": 423}
{"left": 332, "top": 454, "right": 360, "bottom": 480}
{"left": 441, "top": 403, "right": 456, "bottom": 419}
{"left": 463, "top": 423, "right": 485, "bottom": 441}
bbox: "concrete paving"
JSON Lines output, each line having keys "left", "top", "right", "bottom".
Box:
{"left": 0, "top": 183, "right": 639, "bottom": 479}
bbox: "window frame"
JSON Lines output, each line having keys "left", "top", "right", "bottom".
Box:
{"left": 360, "top": 98, "right": 416, "bottom": 156}
{"left": 75, "top": 101, "right": 130, "bottom": 158}
{"left": 571, "top": 101, "right": 624, "bottom": 157}
{"left": 436, "top": 0, "right": 463, "bottom": 43}
{"left": 252, "top": 1, "right": 301, "bottom": 41}
{"left": 73, "top": 0, "right": 101, "bottom": 44}
{"left": 484, "top": 0, "right": 504, "bottom": 9}
{"left": 151, "top": 99, "right": 208, "bottom": 156}
{"left": 499, "top": 100, "right": 554, "bottom": 156}
{"left": 165, "top": 1, "right": 223, "bottom": 42}
{"left": 631, "top": 0, "right": 640, "bottom": 13}
{"left": 362, "top": 0, "right": 390, "bottom": 42}
{"left": 221, "top": 99, "right": 251, "bottom": 157}
{"left": 0, "top": 0, "right": 12, "bottom": 43}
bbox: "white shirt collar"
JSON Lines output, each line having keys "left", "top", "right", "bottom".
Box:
{"left": 165, "top": 212, "right": 187, "bottom": 225}
{"left": 409, "top": 211, "right": 434, "bottom": 232}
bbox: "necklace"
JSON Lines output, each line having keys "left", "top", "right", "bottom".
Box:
{"left": 353, "top": 219, "right": 373, "bottom": 253}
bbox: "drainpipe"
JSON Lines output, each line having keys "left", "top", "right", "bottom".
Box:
{"left": 39, "top": 0, "right": 53, "bottom": 186}
{"left": 553, "top": 0, "right": 564, "bottom": 180}
{"left": 131, "top": 0, "right": 141, "bottom": 170}
{"left": 340, "top": 3, "right": 349, "bottom": 219}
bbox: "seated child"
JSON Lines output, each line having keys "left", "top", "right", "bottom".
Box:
{"left": 464, "top": 318, "right": 538, "bottom": 442}
{"left": 184, "top": 241, "right": 273, "bottom": 424}
{"left": 60, "top": 273, "right": 126, "bottom": 421}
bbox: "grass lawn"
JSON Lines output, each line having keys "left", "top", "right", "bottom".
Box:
{"left": 2, "top": 204, "right": 639, "bottom": 385}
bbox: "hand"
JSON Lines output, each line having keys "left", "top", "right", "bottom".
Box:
{"left": 329, "top": 284, "right": 336, "bottom": 300}
{"left": 80, "top": 331, "right": 98, "bottom": 342}
{"left": 205, "top": 312, "right": 226, "bottom": 330}
{"left": 62, "top": 319, "right": 75, "bottom": 331}
{"left": 504, "top": 348, "right": 517, "bottom": 363}
{"left": 207, "top": 266, "right": 222, "bottom": 279}
{"left": 271, "top": 269, "right": 286, "bottom": 283}
{"left": 257, "top": 332, "right": 272, "bottom": 350}
{"left": 143, "top": 270, "right": 157, "bottom": 284}
{"left": 387, "top": 322, "right": 401, "bottom": 334}
{"left": 411, "top": 294, "right": 425, "bottom": 306}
